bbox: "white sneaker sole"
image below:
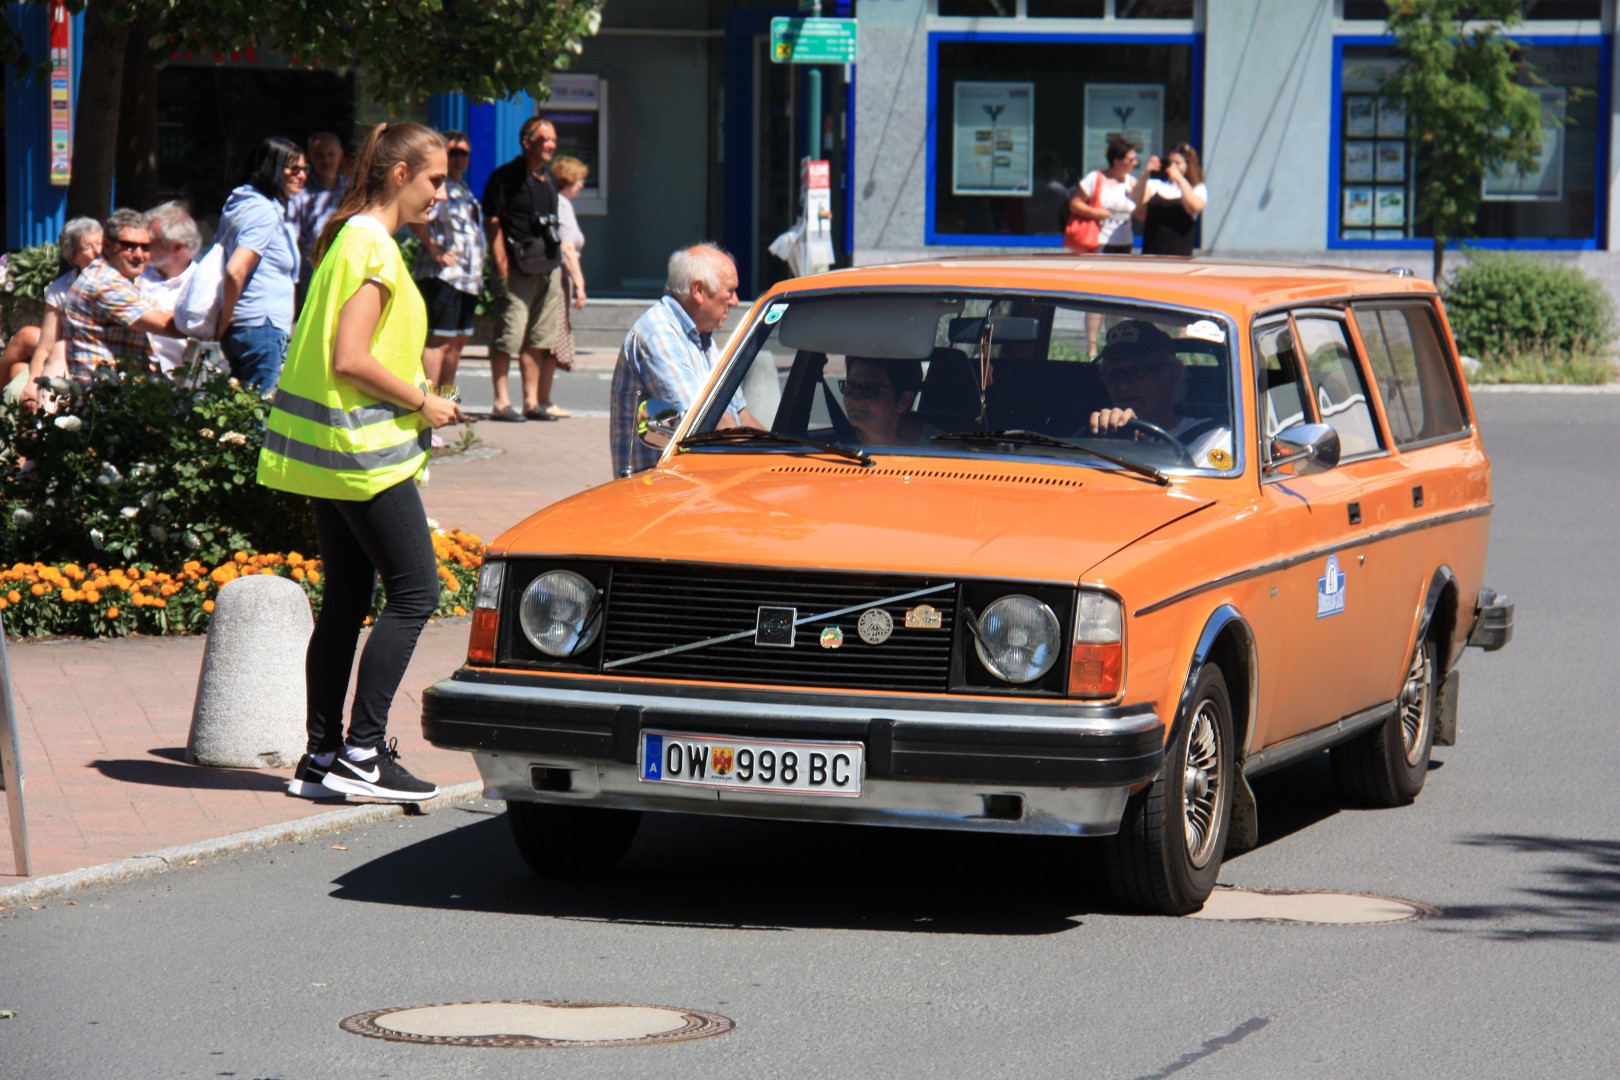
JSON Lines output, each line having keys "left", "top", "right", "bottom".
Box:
{"left": 286, "top": 776, "right": 342, "bottom": 799}
{"left": 321, "top": 772, "right": 439, "bottom": 802}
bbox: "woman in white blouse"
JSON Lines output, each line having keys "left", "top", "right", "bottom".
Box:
{"left": 1134, "top": 143, "right": 1208, "bottom": 256}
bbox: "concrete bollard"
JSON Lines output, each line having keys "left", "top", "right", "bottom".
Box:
{"left": 186, "top": 573, "right": 312, "bottom": 769}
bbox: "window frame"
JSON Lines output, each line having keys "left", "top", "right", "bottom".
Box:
{"left": 1327, "top": 32, "right": 1611, "bottom": 252}
{"left": 1346, "top": 298, "right": 1475, "bottom": 451}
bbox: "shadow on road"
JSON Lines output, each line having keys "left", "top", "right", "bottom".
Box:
{"left": 90, "top": 748, "right": 288, "bottom": 792}
{"left": 329, "top": 805, "right": 1141, "bottom": 935}
{"left": 1429, "top": 833, "right": 1620, "bottom": 943}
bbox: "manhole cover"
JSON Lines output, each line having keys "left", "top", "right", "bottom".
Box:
{"left": 340, "top": 999, "right": 734, "bottom": 1048}
{"left": 1185, "top": 886, "right": 1438, "bottom": 925}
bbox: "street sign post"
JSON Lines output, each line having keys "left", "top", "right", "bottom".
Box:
{"left": 0, "top": 612, "right": 32, "bottom": 877}
{"left": 770, "top": 17, "right": 858, "bottom": 65}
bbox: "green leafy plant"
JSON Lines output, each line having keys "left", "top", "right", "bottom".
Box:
{"left": 0, "top": 242, "right": 62, "bottom": 337}
{"left": 0, "top": 360, "right": 316, "bottom": 568}
{"left": 1442, "top": 250, "right": 1614, "bottom": 382}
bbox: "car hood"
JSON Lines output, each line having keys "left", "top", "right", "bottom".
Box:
{"left": 494, "top": 459, "right": 1215, "bottom": 582}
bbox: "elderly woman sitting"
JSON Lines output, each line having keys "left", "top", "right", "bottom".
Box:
{"left": 841, "top": 356, "right": 935, "bottom": 447}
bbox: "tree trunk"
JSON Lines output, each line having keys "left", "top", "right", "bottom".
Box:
{"left": 64, "top": 5, "right": 131, "bottom": 220}
{"left": 1431, "top": 236, "right": 1446, "bottom": 285}
{"left": 115, "top": 11, "right": 162, "bottom": 211}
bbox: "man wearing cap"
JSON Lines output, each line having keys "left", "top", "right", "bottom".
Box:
{"left": 1088, "top": 319, "right": 1232, "bottom": 468}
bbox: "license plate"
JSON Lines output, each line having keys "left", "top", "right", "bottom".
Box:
{"left": 640, "top": 729, "right": 864, "bottom": 797}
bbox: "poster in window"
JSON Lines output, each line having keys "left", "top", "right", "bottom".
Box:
{"left": 1344, "top": 141, "right": 1375, "bottom": 182}
{"left": 1374, "top": 186, "right": 1406, "bottom": 228}
{"left": 1482, "top": 86, "right": 1566, "bottom": 201}
{"left": 1082, "top": 84, "right": 1163, "bottom": 176}
{"left": 1345, "top": 95, "right": 1376, "bottom": 138}
{"left": 1342, "top": 229, "right": 1374, "bottom": 241}
{"left": 1343, "top": 186, "right": 1374, "bottom": 228}
{"left": 1373, "top": 229, "right": 1406, "bottom": 240}
{"left": 1375, "top": 142, "right": 1405, "bottom": 183}
{"left": 1376, "top": 100, "right": 1406, "bottom": 138}
{"left": 952, "top": 82, "right": 1035, "bottom": 196}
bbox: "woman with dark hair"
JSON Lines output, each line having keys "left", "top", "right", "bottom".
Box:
{"left": 1134, "top": 143, "right": 1209, "bottom": 257}
{"left": 259, "top": 121, "right": 460, "bottom": 803}
{"left": 217, "top": 136, "right": 307, "bottom": 391}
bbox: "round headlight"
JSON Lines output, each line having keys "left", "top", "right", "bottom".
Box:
{"left": 972, "top": 595, "right": 1061, "bottom": 684}
{"left": 518, "top": 570, "right": 602, "bottom": 658}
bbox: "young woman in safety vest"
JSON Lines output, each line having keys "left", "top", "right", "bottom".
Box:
{"left": 258, "top": 122, "right": 462, "bottom": 802}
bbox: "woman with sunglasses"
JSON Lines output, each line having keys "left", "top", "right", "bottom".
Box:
{"left": 842, "top": 356, "right": 932, "bottom": 447}
{"left": 259, "top": 121, "right": 461, "bottom": 803}
{"left": 409, "top": 130, "right": 482, "bottom": 392}
{"left": 217, "top": 136, "right": 307, "bottom": 392}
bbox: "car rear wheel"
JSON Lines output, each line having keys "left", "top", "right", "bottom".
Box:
{"left": 1104, "top": 664, "right": 1234, "bottom": 915}
{"left": 506, "top": 801, "right": 641, "bottom": 877}
{"left": 1331, "top": 635, "right": 1437, "bottom": 807}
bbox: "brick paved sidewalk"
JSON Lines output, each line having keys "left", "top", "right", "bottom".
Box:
{"left": 1, "top": 414, "right": 613, "bottom": 883}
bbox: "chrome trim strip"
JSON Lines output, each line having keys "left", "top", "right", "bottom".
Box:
{"left": 1242, "top": 702, "right": 1393, "bottom": 778}
{"left": 427, "top": 675, "right": 1163, "bottom": 738}
{"left": 601, "top": 582, "right": 956, "bottom": 670}
{"left": 494, "top": 554, "right": 1076, "bottom": 588}
{"left": 1134, "top": 504, "right": 1493, "bottom": 617}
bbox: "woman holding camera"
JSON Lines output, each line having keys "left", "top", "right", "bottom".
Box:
{"left": 259, "top": 121, "right": 462, "bottom": 803}
{"left": 1134, "top": 143, "right": 1208, "bottom": 256}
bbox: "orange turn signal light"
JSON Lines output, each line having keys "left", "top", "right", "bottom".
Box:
{"left": 1069, "top": 641, "right": 1122, "bottom": 697}
{"left": 468, "top": 607, "right": 499, "bottom": 664}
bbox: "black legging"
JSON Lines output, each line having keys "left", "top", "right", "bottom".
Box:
{"left": 304, "top": 477, "right": 439, "bottom": 753}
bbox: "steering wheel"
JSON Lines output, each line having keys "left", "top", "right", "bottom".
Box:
{"left": 1123, "top": 417, "right": 1195, "bottom": 467}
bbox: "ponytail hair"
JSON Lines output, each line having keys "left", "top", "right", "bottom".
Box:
{"left": 313, "top": 121, "right": 446, "bottom": 265}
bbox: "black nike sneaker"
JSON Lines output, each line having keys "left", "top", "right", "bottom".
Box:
{"left": 321, "top": 739, "right": 440, "bottom": 802}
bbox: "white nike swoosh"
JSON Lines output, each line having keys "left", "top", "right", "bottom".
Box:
{"left": 342, "top": 761, "right": 381, "bottom": 783}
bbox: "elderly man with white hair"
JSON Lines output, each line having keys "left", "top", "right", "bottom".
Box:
{"left": 608, "top": 244, "right": 744, "bottom": 477}
{"left": 138, "top": 201, "right": 202, "bottom": 374}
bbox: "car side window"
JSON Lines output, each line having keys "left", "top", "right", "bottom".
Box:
{"left": 1253, "top": 319, "right": 1312, "bottom": 446}
{"left": 1353, "top": 302, "right": 1467, "bottom": 447}
{"left": 1293, "top": 315, "right": 1382, "bottom": 458}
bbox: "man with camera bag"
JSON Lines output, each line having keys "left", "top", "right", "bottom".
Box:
{"left": 482, "top": 116, "right": 569, "bottom": 421}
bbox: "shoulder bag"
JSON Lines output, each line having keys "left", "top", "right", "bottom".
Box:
{"left": 1064, "top": 171, "right": 1105, "bottom": 254}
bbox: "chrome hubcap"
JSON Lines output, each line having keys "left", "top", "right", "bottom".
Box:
{"left": 1399, "top": 641, "right": 1435, "bottom": 768}
{"left": 1182, "top": 700, "right": 1224, "bottom": 867}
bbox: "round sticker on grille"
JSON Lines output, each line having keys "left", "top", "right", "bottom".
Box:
{"left": 857, "top": 608, "right": 894, "bottom": 645}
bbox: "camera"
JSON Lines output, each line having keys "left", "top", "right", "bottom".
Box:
{"left": 534, "top": 212, "right": 562, "bottom": 247}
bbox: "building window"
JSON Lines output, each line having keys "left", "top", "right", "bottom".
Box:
{"left": 929, "top": 35, "right": 1198, "bottom": 244}
{"left": 939, "top": 0, "right": 1017, "bottom": 15}
{"left": 937, "top": 0, "right": 1193, "bottom": 16}
{"left": 1343, "top": 1, "right": 1601, "bottom": 19}
{"left": 1332, "top": 39, "right": 1604, "bottom": 247}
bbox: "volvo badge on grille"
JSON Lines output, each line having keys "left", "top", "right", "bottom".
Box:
{"left": 755, "top": 606, "right": 798, "bottom": 647}
{"left": 857, "top": 608, "right": 894, "bottom": 645}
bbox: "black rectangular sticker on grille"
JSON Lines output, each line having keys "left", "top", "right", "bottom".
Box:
{"left": 755, "top": 606, "right": 798, "bottom": 647}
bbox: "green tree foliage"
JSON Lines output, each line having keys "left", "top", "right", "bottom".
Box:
{"left": 1380, "top": 0, "right": 1544, "bottom": 281}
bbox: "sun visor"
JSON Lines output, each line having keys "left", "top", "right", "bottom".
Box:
{"left": 775, "top": 297, "right": 961, "bottom": 358}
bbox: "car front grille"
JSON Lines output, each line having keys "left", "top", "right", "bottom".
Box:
{"left": 600, "top": 564, "right": 958, "bottom": 692}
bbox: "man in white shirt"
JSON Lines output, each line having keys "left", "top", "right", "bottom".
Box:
{"left": 1087, "top": 319, "right": 1233, "bottom": 470}
{"left": 138, "top": 201, "right": 202, "bottom": 374}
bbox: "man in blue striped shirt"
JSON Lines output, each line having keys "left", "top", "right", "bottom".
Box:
{"left": 610, "top": 245, "right": 743, "bottom": 477}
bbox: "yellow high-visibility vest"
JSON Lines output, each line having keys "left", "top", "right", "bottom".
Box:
{"left": 257, "top": 215, "right": 429, "bottom": 501}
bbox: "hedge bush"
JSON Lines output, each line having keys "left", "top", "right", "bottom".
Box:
{"left": 1442, "top": 251, "right": 1615, "bottom": 364}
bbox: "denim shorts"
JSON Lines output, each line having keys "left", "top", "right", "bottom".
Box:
{"left": 222, "top": 321, "right": 290, "bottom": 393}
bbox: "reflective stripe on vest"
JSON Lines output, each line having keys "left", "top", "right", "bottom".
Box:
{"left": 263, "top": 427, "right": 430, "bottom": 473}
{"left": 271, "top": 387, "right": 413, "bottom": 430}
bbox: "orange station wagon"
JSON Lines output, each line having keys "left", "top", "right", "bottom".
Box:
{"left": 423, "top": 257, "right": 1513, "bottom": 914}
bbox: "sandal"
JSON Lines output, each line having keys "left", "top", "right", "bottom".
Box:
{"left": 489, "top": 405, "right": 526, "bottom": 422}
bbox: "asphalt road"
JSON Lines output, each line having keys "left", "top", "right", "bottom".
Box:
{"left": 2, "top": 389, "right": 1616, "bottom": 1079}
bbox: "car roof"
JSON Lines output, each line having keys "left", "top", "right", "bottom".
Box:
{"left": 769, "top": 256, "right": 1439, "bottom": 318}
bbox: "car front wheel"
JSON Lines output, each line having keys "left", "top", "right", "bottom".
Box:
{"left": 506, "top": 801, "right": 642, "bottom": 877}
{"left": 1104, "top": 664, "right": 1234, "bottom": 915}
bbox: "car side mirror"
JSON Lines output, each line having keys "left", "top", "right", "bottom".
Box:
{"left": 637, "top": 397, "right": 682, "bottom": 451}
{"left": 1266, "top": 422, "right": 1341, "bottom": 476}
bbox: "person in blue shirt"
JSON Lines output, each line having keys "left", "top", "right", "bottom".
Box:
{"left": 218, "top": 136, "right": 306, "bottom": 392}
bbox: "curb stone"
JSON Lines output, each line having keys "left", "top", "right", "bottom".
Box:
{"left": 0, "top": 781, "right": 484, "bottom": 909}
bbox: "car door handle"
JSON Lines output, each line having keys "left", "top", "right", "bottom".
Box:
{"left": 1412, "top": 485, "right": 1424, "bottom": 508}
{"left": 1348, "top": 501, "right": 1362, "bottom": 525}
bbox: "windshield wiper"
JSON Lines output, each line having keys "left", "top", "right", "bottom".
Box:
{"left": 679, "top": 426, "right": 873, "bottom": 466}
{"left": 931, "top": 429, "right": 1169, "bottom": 485}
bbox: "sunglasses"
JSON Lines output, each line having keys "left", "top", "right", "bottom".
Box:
{"left": 113, "top": 239, "right": 151, "bottom": 253}
{"left": 839, "top": 379, "right": 894, "bottom": 400}
{"left": 448, "top": 148, "right": 470, "bottom": 157}
{"left": 285, "top": 164, "right": 310, "bottom": 175}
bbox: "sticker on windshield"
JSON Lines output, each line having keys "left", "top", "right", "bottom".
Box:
{"left": 1317, "top": 555, "right": 1346, "bottom": 618}
{"left": 1206, "top": 447, "right": 1233, "bottom": 470}
{"left": 764, "top": 302, "right": 789, "bottom": 325}
{"left": 1185, "top": 319, "right": 1226, "bottom": 343}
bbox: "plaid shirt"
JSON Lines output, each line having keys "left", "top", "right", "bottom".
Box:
{"left": 290, "top": 174, "right": 348, "bottom": 286}
{"left": 413, "top": 178, "right": 484, "bottom": 295}
{"left": 610, "top": 296, "right": 741, "bottom": 477}
{"left": 63, "top": 258, "right": 157, "bottom": 380}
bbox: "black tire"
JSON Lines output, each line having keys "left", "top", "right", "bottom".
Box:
{"left": 506, "top": 801, "right": 641, "bottom": 877}
{"left": 1331, "top": 635, "right": 1437, "bottom": 807}
{"left": 1104, "top": 664, "right": 1234, "bottom": 915}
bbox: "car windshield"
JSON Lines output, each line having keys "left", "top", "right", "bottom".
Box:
{"left": 688, "top": 292, "right": 1239, "bottom": 474}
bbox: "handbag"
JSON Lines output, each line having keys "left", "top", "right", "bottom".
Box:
{"left": 1064, "top": 171, "right": 1105, "bottom": 254}
{"left": 174, "top": 243, "right": 225, "bottom": 339}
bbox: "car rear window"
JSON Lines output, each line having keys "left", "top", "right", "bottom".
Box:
{"left": 1353, "top": 302, "right": 1467, "bottom": 447}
